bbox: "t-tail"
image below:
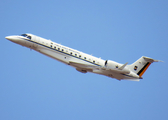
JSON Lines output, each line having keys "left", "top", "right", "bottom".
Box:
{"left": 127, "top": 56, "right": 162, "bottom": 79}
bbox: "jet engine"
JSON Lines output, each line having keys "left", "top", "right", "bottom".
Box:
{"left": 105, "top": 60, "right": 119, "bottom": 69}
{"left": 105, "top": 60, "right": 130, "bottom": 74}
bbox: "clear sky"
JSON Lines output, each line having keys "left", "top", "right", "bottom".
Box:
{"left": 1, "top": 0, "right": 168, "bottom": 120}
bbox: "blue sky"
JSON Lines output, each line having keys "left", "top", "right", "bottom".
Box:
{"left": 1, "top": 0, "right": 168, "bottom": 120}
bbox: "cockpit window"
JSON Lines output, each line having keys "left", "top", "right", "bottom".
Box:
{"left": 21, "top": 34, "right": 31, "bottom": 40}
{"left": 27, "top": 36, "right": 31, "bottom": 39}
{"left": 21, "top": 34, "right": 27, "bottom": 37}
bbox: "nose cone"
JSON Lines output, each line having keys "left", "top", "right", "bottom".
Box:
{"left": 5, "top": 36, "right": 14, "bottom": 41}
{"left": 5, "top": 35, "right": 19, "bottom": 43}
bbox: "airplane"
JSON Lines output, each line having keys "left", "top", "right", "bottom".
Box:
{"left": 5, "top": 33, "right": 161, "bottom": 81}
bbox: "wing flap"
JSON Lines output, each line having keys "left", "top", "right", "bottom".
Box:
{"left": 69, "top": 61, "right": 97, "bottom": 69}
{"left": 69, "top": 61, "right": 97, "bottom": 73}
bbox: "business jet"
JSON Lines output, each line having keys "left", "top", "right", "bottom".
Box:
{"left": 6, "top": 33, "right": 161, "bottom": 81}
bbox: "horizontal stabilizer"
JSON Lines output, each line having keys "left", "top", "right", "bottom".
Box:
{"left": 143, "top": 56, "right": 163, "bottom": 63}
{"left": 118, "top": 62, "right": 128, "bottom": 70}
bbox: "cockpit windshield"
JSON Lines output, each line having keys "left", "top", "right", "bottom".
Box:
{"left": 21, "top": 34, "right": 28, "bottom": 37}
{"left": 21, "top": 34, "right": 31, "bottom": 40}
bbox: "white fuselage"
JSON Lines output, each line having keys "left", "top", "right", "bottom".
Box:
{"left": 6, "top": 34, "right": 140, "bottom": 81}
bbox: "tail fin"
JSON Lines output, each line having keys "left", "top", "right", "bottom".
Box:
{"left": 128, "top": 56, "right": 161, "bottom": 77}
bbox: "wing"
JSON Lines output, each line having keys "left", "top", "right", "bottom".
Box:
{"left": 69, "top": 61, "right": 130, "bottom": 74}
{"left": 69, "top": 61, "right": 98, "bottom": 73}
{"left": 69, "top": 61, "right": 97, "bottom": 68}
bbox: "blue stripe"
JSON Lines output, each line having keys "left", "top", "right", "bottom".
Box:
{"left": 20, "top": 37, "right": 101, "bottom": 67}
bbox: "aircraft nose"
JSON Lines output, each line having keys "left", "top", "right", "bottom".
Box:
{"left": 5, "top": 36, "right": 18, "bottom": 42}
{"left": 5, "top": 36, "right": 13, "bottom": 40}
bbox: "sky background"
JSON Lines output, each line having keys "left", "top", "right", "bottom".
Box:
{"left": 0, "top": 0, "right": 168, "bottom": 120}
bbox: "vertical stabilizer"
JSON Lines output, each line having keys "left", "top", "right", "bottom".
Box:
{"left": 128, "top": 56, "right": 161, "bottom": 77}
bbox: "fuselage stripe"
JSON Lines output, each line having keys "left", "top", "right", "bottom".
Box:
{"left": 20, "top": 37, "right": 101, "bottom": 67}
{"left": 137, "top": 62, "right": 151, "bottom": 77}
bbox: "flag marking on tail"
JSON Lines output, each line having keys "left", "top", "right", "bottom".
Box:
{"left": 137, "top": 62, "right": 151, "bottom": 77}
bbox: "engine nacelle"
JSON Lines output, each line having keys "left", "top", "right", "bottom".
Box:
{"left": 105, "top": 60, "right": 130, "bottom": 74}
{"left": 105, "top": 60, "right": 119, "bottom": 69}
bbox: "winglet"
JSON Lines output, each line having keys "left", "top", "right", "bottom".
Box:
{"left": 118, "top": 62, "right": 128, "bottom": 70}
